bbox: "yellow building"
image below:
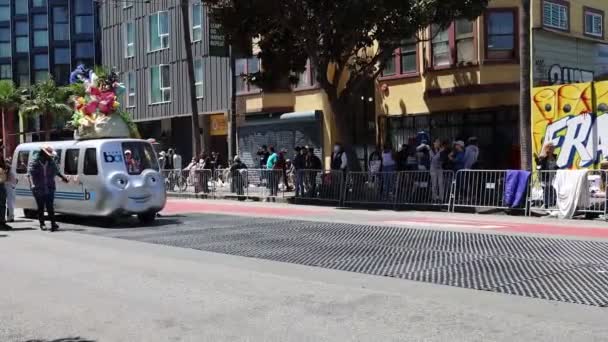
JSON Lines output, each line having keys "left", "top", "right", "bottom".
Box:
{"left": 237, "top": 0, "right": 608, "bottom": 169}
{"left": 378, "top": 0, "right": 608, "bottom": 169}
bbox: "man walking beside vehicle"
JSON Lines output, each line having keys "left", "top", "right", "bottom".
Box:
{"left": 27, "top": 145, "right": 69, "bottom": 231}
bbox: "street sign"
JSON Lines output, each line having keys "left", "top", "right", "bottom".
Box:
{"left": 209, "top": 13, "right": 229, "bottom": 57}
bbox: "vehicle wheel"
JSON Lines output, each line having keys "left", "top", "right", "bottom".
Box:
{"left": 138, "top": 212, "right": 157, "bottom": 224}
{"left": 23, "top": 209, "right": 38, "bottom": 219}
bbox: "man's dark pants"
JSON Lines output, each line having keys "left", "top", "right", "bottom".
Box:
{"left": 33, "top": 189, "right": 55, "bottom": 225}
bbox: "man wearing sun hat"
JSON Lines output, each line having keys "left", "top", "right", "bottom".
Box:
{"left": 27, "top": 145, "right": 69, "bottom": 231}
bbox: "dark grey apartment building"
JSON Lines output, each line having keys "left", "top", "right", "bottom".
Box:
{"left": 99, "top": 0, "right": 232, "bottom": 162}
{"left": 0, "top": 0, "right": 100, "bottom": 144}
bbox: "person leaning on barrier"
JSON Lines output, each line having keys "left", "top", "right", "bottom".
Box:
{"left": 293, "top": 147, "right": 306, "bottom": 197}
{"left": 535, "top": 142, "right": 559, "bottom": 209}
{"left": 229, "top": 156, "right": 248, "bottom": 199}
{"left": 306, "top": 147, "right": 323, "bottom": 197}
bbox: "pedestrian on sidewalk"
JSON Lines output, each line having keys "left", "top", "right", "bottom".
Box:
{"left": 27, "top": 145, "right": 69, "bottom": 231}
{"left": 5, "top": 157, "right": 16, "bottom": 222}
{"left": 535, "top": 142, "right": 559, "bottom": 209}
{"left": 229, "top": 156, "right": 248, "bottom": 199}
{"left": 265, "top": 146, "right": 279, "bottom": 199}
{"left": 464, "top": 137, "right": 480, "bottom": 169}
{"left": 293, "top": 147, "right": 306, "bottom": 197}
{"left": 0, "top": 158, "right": 11, "bottom": 230}
{"left": 430, "top": 139, "right": 449, "bottom": 202}
{"left": 306, "top": 147, "right": 322, "bottom": 197}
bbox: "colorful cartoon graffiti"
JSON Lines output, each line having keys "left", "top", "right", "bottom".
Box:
{"left": 532, "top": 81, "right": 608, "bottom": 169}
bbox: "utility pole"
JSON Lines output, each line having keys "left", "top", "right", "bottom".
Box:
{"left": 519, "top": 0, "right": 532, "bottom": 170}
{"left": 180, "top": 0, "right": 202, "bottom": 157}
{"left": 228, "top": 45, "right": 237, "bottom": 160}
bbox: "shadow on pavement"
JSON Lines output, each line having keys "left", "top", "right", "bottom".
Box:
{"left": 25, "top": 338, "right": 96, "bottom": 342}
{"left": 54, "top": 215, "right": 182, "bottom": 229}
{"left": 5, "top": 227, "right": 36, "bottom": 232}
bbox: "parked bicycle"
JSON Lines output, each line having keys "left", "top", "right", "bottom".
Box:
{"left": 163, "top": 169, "right": 188, "bottom": 192}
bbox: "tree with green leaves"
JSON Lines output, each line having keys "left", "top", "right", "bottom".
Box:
{"left": 20, "top": 78, "right": 73, "bottom": 141}
{"left": 207, "top": 0, "right": 489, "bottom": 143}
{"left": 0, "top": 80, "right": 25, "bottom": 158}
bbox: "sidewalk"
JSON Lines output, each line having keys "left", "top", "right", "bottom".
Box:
{"left": 162, "top": 198, "right": 608, "bottom": 240}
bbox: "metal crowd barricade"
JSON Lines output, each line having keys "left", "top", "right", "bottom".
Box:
{"left": 582, "top": 170, "right": 608, "bottom": 219}
{"left": 294, "top": 169, "right": 344, "bottom": 204}
{"left": 190, "top": 169, "right": 214, "bottom": 196}
{"left": 394, "top": 170, "right": 454, "bottom": 208}
{"left": 242, "top": 168, "right": 286, "bottom": 200}
{"left": 215, "top": 169, "right": 249, "bottom": 200}
{"left": 529, "top": 170, "right": 608, "bottom": 219}
{"left": 344, "top": 171, "right": 399, "bottom": 206}
{"left": 450, "top": 170, "right": 527, "bottom": 213}
{"left": 162, "top": 169, "right": 190, "bottom": 193}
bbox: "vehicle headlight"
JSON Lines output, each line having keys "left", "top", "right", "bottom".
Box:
{"left": 110, "top": 173, "right": 129, "bottom": 190}
{"left": 146, "top": 173, "right": 160, "bottom": 187}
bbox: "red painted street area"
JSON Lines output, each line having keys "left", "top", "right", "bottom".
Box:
{"left": 162, "top": 199, "right": 608, "bottom": 240}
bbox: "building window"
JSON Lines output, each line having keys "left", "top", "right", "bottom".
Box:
{"left": 0, "top": 1, "right": 8, "bottom": 21}
{"left": 0, "top": 64, "right": 11, "bottom": 79}
{"left": 33, "top": 14, "right": 48, "bottom": 47}
{"left": 123, "top": 0, "right": 133, "bottom": 9}
{"left": 235, "top": 57, "right": 260, "bottom": 93}
{"left": 33, "top": 0, "right": 47, "bottom": 7}
{"left": 456, "top": 19, "right": 475, "bottom": 64}
{"left": 431, "top": 25, "right": 451, "bottom": 68}
{"left": 584, "top": 8, "right": 604, "bottom": 38}
{"left": 15, "top": 21, "right": 28, "bottom": 53}
{"left": 382, "top": 39, "right": 418, "bottom": 77}
{"left": 295, "top": 59, "right": 318, "bottom": 88}
{"left": 53, "top": 7, "right": 69, "bottom": 41}
{"left": 74, "top": 1, "right": 94, "bottom": 35}
{"left": 149, "top": 11, "right": 169, "bottom": 52}
{"left": 126, "top": 71, "right": 136, "bottom": 107}
{"left": 192, "top": 2, "right": 202, "bottom": 42}
{"left": 194, "top": 58, "right": 203, "bottom": 98}
{"left": 0, "top": 28, "right": 10, "bottom": 58}
{"left": 543, "top": 0, "right": 569, "bottom": 31}
{"left": 54, "top": 48, "right": 71, "bottom": 85}
{"left": 75, "top": 42, "right": 94, "bottom": 60}
{"left": 34, "top": 54, "right": 49, "bottom": 82}
{"left": 124, "top": 21, "right": 135, "bottom": 58}
{"left": 16, "top": 59, "right": 29, "bottom": 86}
{"left": 15, "top": 0, "right": 27, "bottom": 15}
{"left": 485, "top": 9, "right": 517, "bottom": 61}
{"left": 149, "top": 65, "right": 170, "bottom": 104}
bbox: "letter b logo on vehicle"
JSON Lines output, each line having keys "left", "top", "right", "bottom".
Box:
{"left": 103, "top": 152, "right": 123, "bottom": 163}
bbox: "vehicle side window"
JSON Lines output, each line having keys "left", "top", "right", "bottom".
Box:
{"left": 54, "top": 149, "right": 62, "bottom": 166}
{"left": 83, "top": 148, "right": 98, "bottom": 175}
{"left": 65, "top": 149, "right": 80, "bottom": 175}
{"left": 16, "top": 151, "right": 29, "bottom": 174}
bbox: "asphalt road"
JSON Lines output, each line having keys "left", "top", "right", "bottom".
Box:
{"left": 2, "top": 211, "right": 608, "bottom": 342}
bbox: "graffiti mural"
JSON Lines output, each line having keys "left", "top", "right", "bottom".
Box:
{"left": 532, "top": 81, "right": 608, "bottom": 169}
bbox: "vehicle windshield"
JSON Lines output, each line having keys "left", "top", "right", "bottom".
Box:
{"left": 121, "top": 142, "right": 160, "bottom": 175}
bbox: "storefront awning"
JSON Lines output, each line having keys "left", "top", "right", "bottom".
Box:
{"left": 240, "top": 110, "right": 321, "bottom": 127}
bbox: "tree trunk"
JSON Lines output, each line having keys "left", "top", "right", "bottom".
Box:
{"left": 328, "top": 97, "right": 354, "bottom": 147}
{"left": 44, "top": 112, "right": 51, "bottom": 141}
{"left": 519, "top": 0, "right": 532, "bottom": 170}
{"left": 180, "top": 0, "right": 203, "bottom": 157}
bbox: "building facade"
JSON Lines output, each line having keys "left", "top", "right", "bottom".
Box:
{"left": 99, "top": 0, "right": 231, "bottom": 163}
{"left": 378, "top": 0, "right": 608, "bottom": 169}
{"left": 0, "top": 0, "right": 100, "bottom": 149}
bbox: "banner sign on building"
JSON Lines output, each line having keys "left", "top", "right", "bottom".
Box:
{"left": 209, "top": 114, "right": 227, "bottom": 136}
{"left": 208, "top": 10, "right": 229, "bottom": 57}
{"left": 532, "top": 81, "right": 608, "bottom": 169}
